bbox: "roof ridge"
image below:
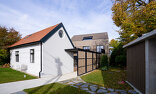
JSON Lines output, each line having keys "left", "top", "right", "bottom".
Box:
{"left": 72, "top": 32, "right": 108, "bottom": 37}
{"left": 23, "top": 24, "right": 60, "bottom": 39}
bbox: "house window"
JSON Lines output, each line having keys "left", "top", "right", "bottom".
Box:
{"left": 58, "top": 30, "right": 63, "bottom": 38}
{"left": 30, "top": 49, "right": 34, "bottom": 63}
{"left": 83, "top": 46, "right": 90, "bottom": 50}
{"left": 96, "top": 46, "right": 104, "bottom": 53}
{"left": 15, "top": 51, "right": 19, "bottom": 62}
{"left": 83, "top": 36, "right": 93, "bottom": 41}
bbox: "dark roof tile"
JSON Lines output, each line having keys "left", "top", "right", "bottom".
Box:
{"left": 71, "top": 32, "right": 108, "bottom": 41}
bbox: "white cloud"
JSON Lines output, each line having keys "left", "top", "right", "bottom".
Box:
{"left": 0, "top": 0, "right": 119, "bottom": 41}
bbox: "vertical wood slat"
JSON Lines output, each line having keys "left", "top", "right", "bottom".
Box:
{"left": 77, "top": 51, "right": 79, "bottom": 76}
{"left": 127, "top": 42, "right": 145, "bottom": 94}
{"left": 92, "top": 52, "right": 93, "bottom": 70}
{"left": 77, "top": 49, "right": 101, "bottom": 76}
{"left": 98, "top": 53, "right": 100, "bottom": 68}
{"left": 85, "top": 51, "right": 87, "bottom": 73}
{"left": 96, "top": 53, "right": 97, "bottom": 69}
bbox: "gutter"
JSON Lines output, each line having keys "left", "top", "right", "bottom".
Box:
{"left": 39, "top": 42, "right": 42, "bottom": 78}
{"left": 123, "top": 29, "right": 156, "bottom": 48}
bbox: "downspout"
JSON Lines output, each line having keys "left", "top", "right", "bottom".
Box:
{"left": 39, "top": 42, "right": 42, "bottom": 78}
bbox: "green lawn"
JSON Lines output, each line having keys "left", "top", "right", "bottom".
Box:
{"left": 0, "top": 67, "right": 37, "bottom": 84}
{"left": 24, "top": 83, "right": 89, "bottom": 94}
{"left": 81, "top": 67, "right": 132, "bottom": 90}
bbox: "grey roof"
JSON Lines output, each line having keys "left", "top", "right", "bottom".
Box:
{"left": 123, "top": 29, "right": 156, "bottom": 48}
{"left": 71, "top": 32, "right": 108, "bottom": 41}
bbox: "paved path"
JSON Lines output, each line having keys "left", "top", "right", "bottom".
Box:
{"left": 0, "top": 72, "right": 77, "bottom": 94}
{"left": 59, "top": 77, "right": 138, "bottom": 94}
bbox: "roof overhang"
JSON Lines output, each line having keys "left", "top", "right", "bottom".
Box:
{"left": 65, "top": 48, "right": 101, "bottom": 54}
{"left": 123, "top": 29, "right": 156, "bottom": 48}
{"left": 9, "top": 41, "right": 41, "bottom": 49}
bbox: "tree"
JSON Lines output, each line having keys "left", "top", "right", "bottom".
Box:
{"left": 0, "top": 27, "right": 21, "bottom": 49}
{"left": 109, "top": 39, "right": 120, "bottom": 51}
{"left": 112, "top": 0, "right": 156, "bottom": 44}
{"left": 0, "top": 26, "right": 21, "bottom": 65}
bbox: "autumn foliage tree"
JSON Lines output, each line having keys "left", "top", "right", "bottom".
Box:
{"left": 0, "top": 27, "right": 21, "bottom": 49}
{"left": 0, "top": 26, "right": 21, "bottom": 65}
{"left": 112, "top": 0, "right": 156, "bottom": 44}
{"left": 109, "top": 39, "right": 120, "bottom": 51}
{"left": 110, "top": 0, "right": 155, "bottom": 67}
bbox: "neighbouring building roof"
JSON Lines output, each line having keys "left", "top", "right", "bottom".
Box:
{"left": 71, "top": 32, "right": 108, "bottom": 41}
{"left": 123, "top": 29, "right": 156, "bottom": 48}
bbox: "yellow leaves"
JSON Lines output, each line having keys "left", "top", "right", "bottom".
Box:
{"left": 112, "top": 0, "right": 156, "bottom": 44}
{"left": 110, "top": 39, "right": 120, "bottom": 49}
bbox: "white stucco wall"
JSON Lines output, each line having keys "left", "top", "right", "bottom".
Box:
{"left": 10, "top": 43, "right": 41, "bottom": 77}
{"left": 41, "top": 27, "right": 74, "bottom": 77}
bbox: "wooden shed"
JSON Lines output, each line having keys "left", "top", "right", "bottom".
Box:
{"left": 123, "top": 30, "right": 156, "bottom": 94}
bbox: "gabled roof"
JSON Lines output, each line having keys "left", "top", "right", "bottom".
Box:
{"left": 9, "top": 24, "right": 59, "bottom": 48}
{"left": 123, "top": 29, "right": 156, "bottom": 48}
{"left": 71, "top": 32, "right": 108, "bottom": 41}
{"left": 9, "top": 23, "right": 74, "bottom": 48}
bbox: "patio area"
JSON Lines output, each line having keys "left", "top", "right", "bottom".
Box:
{"left": 59, "top": 75, "right": 137, "bottom": 94}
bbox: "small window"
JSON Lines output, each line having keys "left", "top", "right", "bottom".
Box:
{"left": 58, "top": 30, "right": 63, "bottom": 38}
{"left": 15, "top": 51, "right": 19, "bottom": 62}
{"left": 24, "top": 34, "right": 32, "bottom": 39}
{"left": 30, "top": 49, "right": 34, "bottom": 63}
{"left": 83, "top": 36, "right": 93, "bottom": 41}
{"left": 97, "top": 46, "right": 104, "bottom": 53}
{"left": 83, "top": 46, "right": 90, "bottom": 50}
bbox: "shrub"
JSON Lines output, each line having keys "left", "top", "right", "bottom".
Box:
{"left": 101, "top": 66, "right": 108, "bottom": 71}
{"left": 110, "top": 43, "right": 126, "bottom": 67}
{"left": 115, "top": 55, "right": 126, "bottom": 66}
{"left": 2, "top": 63, "right": 10, "bottom": 68}
{"left": 0, "top": 49, "right": 9, "bottom": 65}
{"left": 100, "top": 55, "right": 109, "bottom": 70}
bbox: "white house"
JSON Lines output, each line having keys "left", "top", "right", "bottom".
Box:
{"left": 9, "top": 23, "right": 75, "bottom": 77}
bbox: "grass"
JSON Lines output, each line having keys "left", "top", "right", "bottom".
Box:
{"left": 81, "top": 67, "right": 132, "bottom": 90}
{"left": 24, "top": 83, "right": 89, "bottom": 94}
{"left": 0, "top": 67, "right": 37, "bottom": 84}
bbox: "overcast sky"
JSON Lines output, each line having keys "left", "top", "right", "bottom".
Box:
{"left": 0, "top": 0, "right": 119, "bottom": 41}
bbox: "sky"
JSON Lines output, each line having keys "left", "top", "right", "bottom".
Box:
{"left": 0, "top": 0, "right": 119, "bottom": 41}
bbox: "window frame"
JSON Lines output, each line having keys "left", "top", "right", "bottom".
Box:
{"left": 96, "top": 45, "right": 104, "bottom": 53}
{"left": 74, "top": 56, "right": 78, "bottom": 67}
{"left": 30, "top": 49, "right": 35, "bottom": 63}
{"left": 15, "top": 51, "right": 19, "bottom": 62}
{"left": 83, "top": 46, "right": 90, "bottom": 50}
{"left": 83, "top": 36, "right": 93, "bottom": 41}
{"left": 58, "top": 30, "right": 64, "bottom": 38}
